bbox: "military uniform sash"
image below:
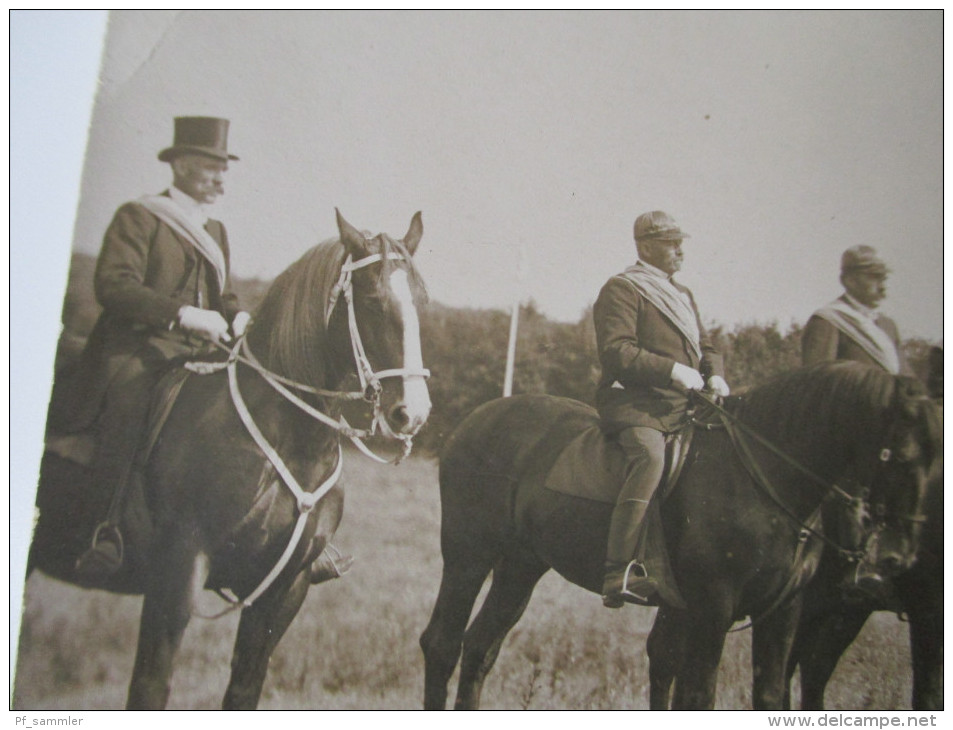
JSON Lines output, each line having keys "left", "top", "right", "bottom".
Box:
{"left": 814, "top": 298, "right": 900, "bottom": 374}
{"left": 619, "top": 266, "right": 701, "bottom": 360}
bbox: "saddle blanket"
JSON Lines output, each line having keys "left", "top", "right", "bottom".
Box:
{"left": 542, "top": 426, "right": 627, "bottom": 504}
{"left": 543, "top": 425, "right": 691, "bottom": 505}
{"left": 542, "top": 424, "right": 692, "bottom": 608}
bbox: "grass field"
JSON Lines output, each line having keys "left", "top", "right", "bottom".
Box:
{"left": 12, "top": 453, "right": 916, "bottom": 710}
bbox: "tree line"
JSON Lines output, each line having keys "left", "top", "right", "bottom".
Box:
{"left": 52, "top": 253, "right": 939, "bottom": 456}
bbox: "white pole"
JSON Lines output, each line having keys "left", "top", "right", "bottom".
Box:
{"left": 503, "top": 299, "right": 519, "bottom": 397}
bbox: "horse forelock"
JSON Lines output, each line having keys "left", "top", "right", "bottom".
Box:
{"left": 374, "top": 232, "right": 428, "bottom": 307}
{"left": 247, "top": 232, "right": 427, "bottom": 388}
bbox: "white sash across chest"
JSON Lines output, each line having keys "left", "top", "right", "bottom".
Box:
{"left": 619, "top": 265, "right": 701, "bottom": 360}
{"left": 813, "top": 298, "right": 900, "bottom": 374}
{"left": 138, "top": 194, "right": 227, "bottom": 294}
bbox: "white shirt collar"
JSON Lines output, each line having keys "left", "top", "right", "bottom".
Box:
{"left": 168, "top": 185, "right": 208, "bottom": 227}
{"left": 844, "top": 293, "right": 877, "bottom": 319}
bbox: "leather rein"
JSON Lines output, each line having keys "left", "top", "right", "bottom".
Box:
{"left": 186, "top": 249, "right": 429, "bottom": 615}
{"left": 690, "top": 389, "right": 913, "bottom": 562}
{"left": 688, "top": 389, "right": 919, "bottom": 633}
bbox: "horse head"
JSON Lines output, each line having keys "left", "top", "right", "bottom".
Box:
{"left": 849, "top": 376, "right": 942, "bottom": 592}
{"left": 330, "top": 210, "right": 431, "bottom": 439}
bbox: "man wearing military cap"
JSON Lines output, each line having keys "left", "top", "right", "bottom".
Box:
{"left": 802, "top": 245, "right": 906, "bottom": 374}
{"left": 593, "top": 210, "right": 729, "bottom": 607}
{"left": 57, "top": 116, "right": 251, "bottom": 579}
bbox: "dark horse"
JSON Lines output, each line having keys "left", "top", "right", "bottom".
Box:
{"left": 787, "top": 357, "right": 943, "bottom": 711}
{"left": 27, "top": 211, "right": 431, "bottom": 709}
{"left": 785, "top": 470, "right": 942, "bottom": 710}
{"left": 420, "top": 362, "right": 941, "bottom": 709}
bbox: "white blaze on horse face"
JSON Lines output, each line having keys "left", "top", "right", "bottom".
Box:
{"left": 389, "top": 268, "right": 431, "bottom": 430}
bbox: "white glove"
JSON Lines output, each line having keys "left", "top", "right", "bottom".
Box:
{"left": 177, "top": 305, "right": 230, "bottom": 344}
{"left": 707, "top": 375, "right": 731, "bottom": 397}
{"left": 671, "top": 362, "right": 705, "bottom": 391}
{"left": 231, "top": 311, "right": 252, "bottom": 338}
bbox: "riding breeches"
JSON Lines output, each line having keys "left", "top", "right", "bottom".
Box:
{"left": 605, "top": 426, "right": 667, "bottom": 565}
{"left": 92, "top": 353, "right": 166, "bottom": 519}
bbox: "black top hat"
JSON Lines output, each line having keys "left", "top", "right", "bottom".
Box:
{"left": 158, "top": 117, "right": 239, "bottom": 163}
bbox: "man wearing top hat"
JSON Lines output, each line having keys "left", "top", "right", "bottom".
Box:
{"left": 66, "top": 116, "right": 251, "bottom": 579}
{"left": 802, "top": 245, "right": 907, "bottom": 374}
{"left": 593, "top": 210, "right": 730, "bottom": 608}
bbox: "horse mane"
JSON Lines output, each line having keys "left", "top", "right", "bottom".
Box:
{"left": 247, "top": 238, "right": 346, "bottom": 388}
{"left": 732, "top": 361, "right": 904, "bottom": 452}
{"left": 246, "top": 232, "right": 428, "bottom": 388}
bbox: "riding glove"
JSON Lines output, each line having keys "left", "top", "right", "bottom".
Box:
{"left": 177, "top": 305, "right": 231, "bottom": 343}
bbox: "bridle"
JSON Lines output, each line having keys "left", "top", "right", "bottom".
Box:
{"left": 190, "top": 248, "right": 431, "bottom": 462}
{"left": 690, "top": 390, "right": 923, "bottom": 563}
{"left": 186, "top": 247, "right": 430, "bottom": 615}
{"left": 690, "top": 389, "right": 926, "bottom": 632}
{"left": 325, "top": 249, "right": 431, "bottom": 445}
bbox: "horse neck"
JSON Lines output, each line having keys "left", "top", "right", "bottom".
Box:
{"left": 735, "top": 382, "right": 892, "bottom": 507}
{"left": 232, "top": 350, "right": 343, "bottom": 462}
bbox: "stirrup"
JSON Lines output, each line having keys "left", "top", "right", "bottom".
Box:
{"left": 74, "top": 522, "right": 124, "bottom": 581}
{"left": 90, "top": 521, "right": 124, "bottom": 560}
{"left": 603, "top": 560, "right": 656, "bottom": 608}
{"left": 310, "top": 544, "right": 353, "bottom": 584}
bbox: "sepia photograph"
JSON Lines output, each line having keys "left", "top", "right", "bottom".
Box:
{"left": 10, "top": 10, "right": 943, "bottom": 715}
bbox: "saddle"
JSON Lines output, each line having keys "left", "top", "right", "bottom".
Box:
{"left": 44, "top": 365, "right": 192, "bottom": 470}
{"left": 39, "top": 365, "right": 193, "bottom": 587}
{"left": 543, "top": 425, "right": 694, "bottom": 608}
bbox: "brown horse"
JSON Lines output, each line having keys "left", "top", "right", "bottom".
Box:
{"left": 420, "top": 362, "right": 941, "bottom": 709}
{"left": 27, "top": 210, "right": 431, "bottom": 709}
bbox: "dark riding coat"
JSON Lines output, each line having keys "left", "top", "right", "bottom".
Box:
{"left": 593, "top": 269, "right": 723, "bottom": 434}
{"left": 49, "top": 194, "right": 241, "bottom": 432}
{"left": 801, "top": 296, "right": 907, "bottom": 374}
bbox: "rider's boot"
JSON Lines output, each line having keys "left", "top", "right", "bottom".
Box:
{"left": 75, "top": 522, "right": 124, "bottom": 582}
{"left": 309, "top": 544, "right": 354, "bottom": 585}
{"left": 602, "top": 499, "right": 657, "bottom": 608}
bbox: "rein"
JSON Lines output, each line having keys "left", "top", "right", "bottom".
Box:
{"left": 689, "top": 389, "right": 906, "bottom": 633}
{"left": 691, "top": 390, "right": 885, "bottom": 561}
{"left": 186, "top": 248, "right": 429, "bottom": 615}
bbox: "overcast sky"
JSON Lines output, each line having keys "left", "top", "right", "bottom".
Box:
{"left": 64, "top": 10, "right": 942, "bottom": 342}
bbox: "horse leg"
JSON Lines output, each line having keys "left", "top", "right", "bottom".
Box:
{"left": 791, "top": 607, "right": 870, "bottom": 710}
{"left": 126, "top": 538, "right": 200, "bottom": 709}
{"left": 420, "top": 549, "right": 497, "bottom": 710}
{"left": 454, "top": 551, "right": 547, "bottom": 710}
{"left": 751, "top": 597, "right": 802, "bottom": 710}
{"left": 646, "top": 605, "right": 686, "bottom": 710}
{"left": 222, "top": 567, "right": 311, "bottom": 710}
{"left": 907, "top": 600, "right": 943, "bottom": 710}
{"left": 669, "top": 605, "right": 733, "bottom": 710}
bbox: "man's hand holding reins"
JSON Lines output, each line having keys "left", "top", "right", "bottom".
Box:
{"left": 706, "top": 375, "right": 730, "bottom": 397}
{"left": 671, "top": 362, "right": 705, "bottom": 391}
{"left": 231, "top": 311, "right": 252, "bottom": 338}
{"left": 178, "top": 305, "right": 231, "bottom": 344}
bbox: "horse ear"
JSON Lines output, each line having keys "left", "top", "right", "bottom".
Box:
{"left": 336, "top": 208, "right": 366, "bottom": 256}
{"left": 402, "top": 211, "right": 423, "bottom": 255}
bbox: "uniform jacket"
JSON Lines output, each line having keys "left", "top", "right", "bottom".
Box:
{"left": 801, "top": 295, "right": 906, "bottom": 374}
{"left": 593, "top": 267, "right": 724, "bottom": 434}
{"left": 49, "top": 194, "right": 241, "bottom": 432}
